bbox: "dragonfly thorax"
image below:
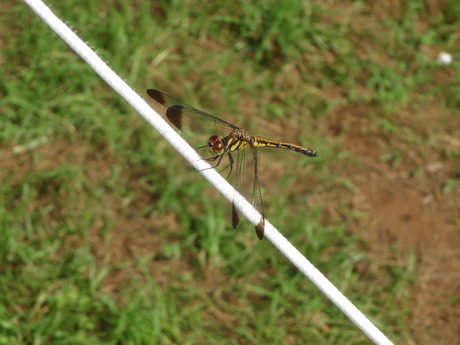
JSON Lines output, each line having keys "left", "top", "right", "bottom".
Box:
{"left": 208, "top": 135, "right": 225, "bottom": 155}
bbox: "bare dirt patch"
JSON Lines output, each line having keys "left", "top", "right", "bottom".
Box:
{"left": 328, "top": 102, "right": 460, "bottom": 344}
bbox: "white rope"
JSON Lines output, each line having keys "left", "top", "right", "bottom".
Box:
{"left": 23, "top": 1, "right": 394, "bottom": 344}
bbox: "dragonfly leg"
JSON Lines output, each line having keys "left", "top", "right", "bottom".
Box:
{"left": 199, "top": 154, "right": 226, "bottom": 173}
{"left": 200, "top": 153, "right": 234, "bottom": 180}
{"left": 223, "top": 152, "right": 234, "bottom": 180}
{"left": 211, "top": 152, "right": 234, "bottom": 180}
{"left": 204, "top": 154, "right": 224, "bottom": 167}
{"left": 203, "top": 155, "right": 219, "bottom": 163}
{"left": 196, "top": 144, "right": 208, "bottom": 151}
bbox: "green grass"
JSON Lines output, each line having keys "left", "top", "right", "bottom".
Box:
{"left": 1, "top": 0, "right": 459, "bottom": 344}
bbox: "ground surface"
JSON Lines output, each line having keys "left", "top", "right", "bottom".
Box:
{"left": 1, "top": 1, "right": 459, "bottom": 344}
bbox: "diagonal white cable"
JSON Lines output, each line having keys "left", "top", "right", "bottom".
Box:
{"left": 24, "top": 1, "right": 394, "bottom": 344}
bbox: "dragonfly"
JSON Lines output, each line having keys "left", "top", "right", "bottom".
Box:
{"left": 146, "top": 89, "right": 318, "bottom": 239}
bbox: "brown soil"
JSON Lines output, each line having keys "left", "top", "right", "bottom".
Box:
{"left": 325, "top": 102, "right": 460, "bottom": 344}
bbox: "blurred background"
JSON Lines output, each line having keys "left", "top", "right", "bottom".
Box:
{"left": 1, "top": 0, "right": 459, "bottom": 344}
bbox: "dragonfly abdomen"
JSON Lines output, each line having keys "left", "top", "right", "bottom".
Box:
{"left": 253, "top": 136, "right": 318, "bottom": 157}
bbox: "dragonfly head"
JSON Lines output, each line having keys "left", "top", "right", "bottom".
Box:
{"left": 208, "top": 135, "right": 225, "bottom": 155}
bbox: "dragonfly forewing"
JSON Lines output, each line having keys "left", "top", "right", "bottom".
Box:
{"left": 147, "top": 89, "right": 238, "bottom": 149}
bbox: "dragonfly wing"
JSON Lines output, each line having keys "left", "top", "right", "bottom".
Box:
{"left": 147, "top": 89, "right": 239, "bottom": 152}
{"left": 230, "top": 144, "right": 265, "bottom": 239}
{"left": 229, "top": 148, "right": 245, "bottom": 231}
{"left": 250, "top": 146, "right": 265, "bottom": 239}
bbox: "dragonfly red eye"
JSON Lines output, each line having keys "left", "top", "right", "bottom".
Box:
{"left": 214, "top": 141, "right": 223, "bottom": 151}
{"left": 209, "top": 135, "right": 224, "bottom": 154}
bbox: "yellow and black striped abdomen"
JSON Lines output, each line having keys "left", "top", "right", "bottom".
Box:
{"left": 253, "top": 136, "right": 318, "bottom": 157}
